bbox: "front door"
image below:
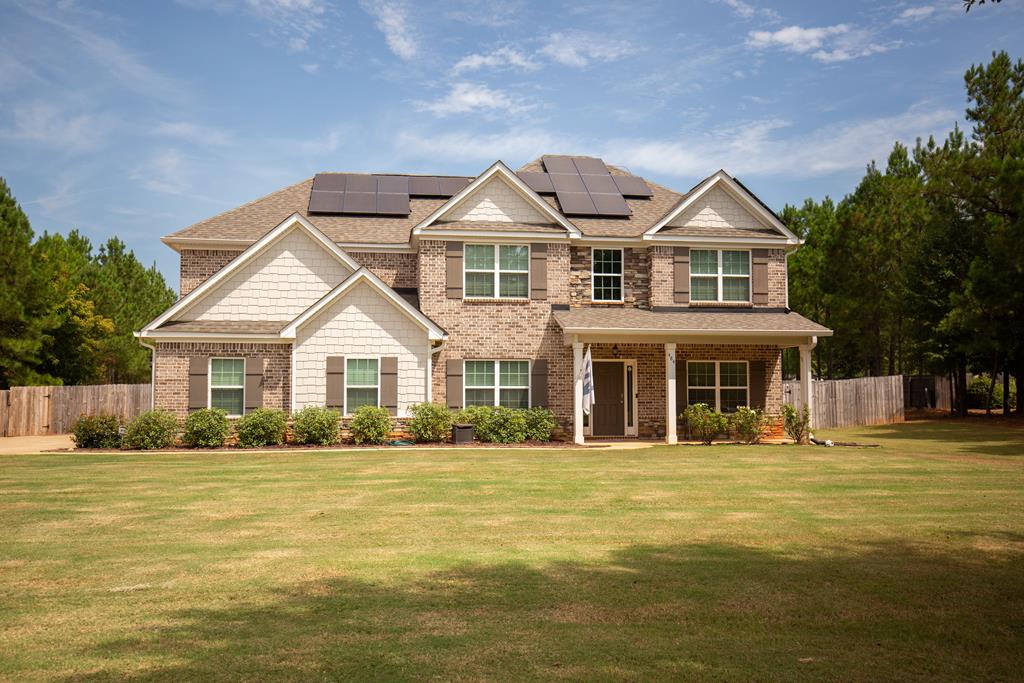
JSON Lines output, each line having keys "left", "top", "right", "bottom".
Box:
{"left": 592, "top": 361, "right": 625, "bottom": 436}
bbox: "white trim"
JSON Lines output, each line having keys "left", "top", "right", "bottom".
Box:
{"left": 463, "top": 359, "right": 531, "bottom": 409}
{"left": 280, "top": 267, "right": 446, "bottom": 340}
{"left": 685, "top": 360, "right": 749, "bottom": 413}
{"left": 341, "top": 243, "right": 416, "bottom": 252}
{"left": 138, "top": 332, "right": 290, "bottom": 343}
{"left": 645, "top": 234, "right": 794, "bottom": 247}
{"left": 689, "top": 248, "right": 752, "bottom": 304}
{"left": 209, "top": 357, "right": 245, "bottom": 418}
{"left": 414, "top": 229, "right": 572, "bottom": 241}
{"left": 412, "top": 161, "right": 582, "bottom": 237}
{"left": 590, "top": 247, "right": 624, "bottom": 303}
{"left": 462, "top": 243, "right": 530, "bottom": 301}
{"left": 162, "top": 235, "right": 418, "bottom": 253}
{"left": 343, "top": 356, "right": 381, "bottom": 416}
{"left": 559, "top": 326, "right": 833, "bottom": 337}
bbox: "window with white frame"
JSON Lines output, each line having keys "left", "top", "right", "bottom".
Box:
{"left": 346, "top": 358, "right": 379, "bottom": 413}
{"left": 210, "top": 358, "right": 244, "bottom": 416}
{"left": 690, "top": 249, "right": 751, "bottom": 302}
{"left": 687, "top": 361, "right": 748, "bottom": 413}
{"left": 592, "top": 248, "right": 623, "bottom": 302}
{"left": 464, "top": 360, "right": 530, "bottom": 408}
{"left": 464, "top": 244, "right": 529, "bottom": 299}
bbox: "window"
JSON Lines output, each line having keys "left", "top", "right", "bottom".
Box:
{"left": 687, "top": 361, "right": 748, "bottom": 413}
{"left": 690, "top": 249, "right": 750, "bottom": 302}
{"left": 210, "top": 358, "right": 244, "bottom": 416}
{"left": 464, "top": 360, "right": 530, "bottom": 408}
{"left": 592, "top": 248, "right": 623, "bottom": 302}
{"left": 464, "top": 244, "right": 529, "bottom": 299}
{"left": 346, "top": 358, "right": 379, "bottom": 413}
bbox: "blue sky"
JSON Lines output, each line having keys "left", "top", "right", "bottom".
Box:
{"left": 2, "top": 0, "right": 1021, "bottom": 286}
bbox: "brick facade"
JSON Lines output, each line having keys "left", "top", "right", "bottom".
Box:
{"left": 569, "top": 246, "right": 651, "bottom": 309}
{"left": 180, "top": 249, "right": 243, "bottom": 296}
{"left": 350, "top": 251, "right": 419, "bottom": 289}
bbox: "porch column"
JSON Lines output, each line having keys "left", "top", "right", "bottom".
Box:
{"left": 665, "top": 343, "right": 677, "bottom": 444}
{"left": 799, "top": 338, "right": 817, "bottom": 430}
{"left": 573, "top": 340, "right": 585, "bottom": 445}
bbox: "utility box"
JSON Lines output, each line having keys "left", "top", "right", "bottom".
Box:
{"left": 452, "top": 424, "right": 474, "bottom": 444}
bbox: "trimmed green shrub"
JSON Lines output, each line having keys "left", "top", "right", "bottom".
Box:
{"left": 458, "top": 405, "right": 528, "bottom": 444}
{"left": 523, "top": 407, "right": 556, "bottom": 441}
{"left": 408, "top": 402, "right": 454, "bottom": 443}
{"left": 350, "top": 405, "right": 393, "bottom": 445}
{"left": 182, "top": 408, "right": 230, "bottom": 448}
{"left": 71, "top": 413, "right": 122, "bottom": 449}
{"left": 123, "top": 410, "right": 178, "bottom": 450}
{"left": 682, "top": 403, "right": 728, "bottom": 445}
{"left": 730, "top": 406, "right": 766, "bottom": 444}
{"left": 234, "top": 408, "right": 287, "bottom": 448}
{"left": 291, "top": 406, "right": 341, "bottom": 446}
{"left": 782, "top": 404, "right": 810, "bottom": 444}
{"left": 967, "top": 375, "right": 1016, "bottom": 410}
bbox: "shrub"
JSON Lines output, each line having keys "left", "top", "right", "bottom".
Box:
{"left": 291, "top": 406, "right": 341, "bottom": 446}
{"left": 782, "top": 404, "right": 811, "bottom": 444}
{"left": 458, "top": 405, "right": 528, "bottom": 444}
{"left": 234, "top": 408, "right": 287, "bottom": 448}
{"left": 408, "top": 402, "right": 454, "bottom": 443}
{"left": 523, "top": 407, "right": 556, "bottom": 441}
{"left": 123, "top": 410, "right": 178, "bottom": 450}
{"left": 71, "top": 413, "right": 122, "bottom": 449}
{"left": 730, "top": 406, "right": 766, "bottom": 444}
{"left": 967, "top": 375, "right": 1016, "bottom": 410}
{"left": 182, "top": 408, "right": 230, "bottom": 448}
{"left": 350, "top": 405, "right": 393, "bottom": 445}
{"left": 682, "top": 403, "right": 728, "bottom": 445}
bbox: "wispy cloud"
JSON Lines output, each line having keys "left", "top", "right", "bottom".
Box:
{"left": 415, "top": 82, "right": 534, "bottom": 117}
{"left": 716, "top": 0, "right": 779, "bottom": 22}
{"left": 445, "top": 0, "right": 524, "bottom": 27}
{"left": 132, "top": 148, "right": 191, "bottom": 195}
{"left": 747, "top": 24, "right": 899, "bottom": 63}
{"left": 452, "top": 46, "right": 540, "bottom": 75}
{"left": 396, "top": 127, "right": 579, "bottom": 164}
{"left": 179, "top": 0, "right": 328, "bottom": 52}
{"left": 362, "top": 0, "right": 418, "bottom": 60}
{"left": 0, "top": 103, "right": 116, "bottom": 153}
{"left": 301, "top": 62, "right": 320, "bottom": 74}
{"left": 539, "top": 30, "right": 639, "bottom": 68}
{"left": 153, "top": 121, "right": 233, "bottom": 146}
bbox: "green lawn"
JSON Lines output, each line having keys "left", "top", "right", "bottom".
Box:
{"left": 1, "top": 419, "right": 1022, "bottom": 681}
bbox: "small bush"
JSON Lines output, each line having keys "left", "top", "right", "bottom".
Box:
{"left": 235, "top": 408, "right": 287, "bottom": 448}
{"left": 458, "top": 405, "right": 528, "bottom": 443}
{"left": 523, "top": 407, "right": 556, "bottom": 441}
{"left": 123, "top": 410, "right": 178, "bottom": 450}
{"left": 782, "top": 404, "right": 810, "bottom": 444}
{"left": 408, "top": 402, "right": 454, "bottom": 443}
{"left": 350, "top": 405, "right": 393, "bottom": 445}
{"left": 730, "top": 406, "right": 766, "bottom": 444}
{"left": 291, "top": 406, "right": 341, "bottom": 446}
{"left": 71, "top": 413, "right": 122, "bottom": 449}
{"left": 967, "top": 375, "right": 1016, "bottom": 410}
{"left": 182, "top": 408, "right": 230, "bottom": 448}
{"left": 682, "top": 403, "right": 728, "bottom": 445}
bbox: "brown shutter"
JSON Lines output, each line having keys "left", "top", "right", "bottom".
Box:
{"left": 530, "top": 359, "right": 548, "bottom": 407}
{"left": 530, "top": 243, "right": 547, "bottom": 300}
{"left": 326, "top": 356, "right": 344, "bottom": 409}
{"left": 673, "top": 247, "right": 690, "bottom": 304}
{"left": 446, "top": 242, "right": 463, "bottom": 299}
{"left": 622, "top": 247, "right": 632, "bottom": 300}
{"left": 446, "top": 359, "right": 463, "bottom": 409}
{"left": 752, "top": 249, "right": 769, "bottom": 305}
{"left": 244, "top": 356, "right": 263, "bottom": 413}
{"left": 748, "top": 360, "right": 766, "bottom": 409}
{"left": 380, "top": 356, "right": 398, "bottom": 415}
{"left": 188, "top": 357, "right": 208, "bottom": 413}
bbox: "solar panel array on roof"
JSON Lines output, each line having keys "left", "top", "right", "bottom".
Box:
{"left": 530, "top": 155, "right": 640, "bottom": 217}
{"left": 308, "top": 173, "right": 471, "bottom": 216}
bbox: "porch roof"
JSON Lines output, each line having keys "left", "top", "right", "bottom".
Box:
{"left": 553, "top": 307, "right": 832, "bottom": 338}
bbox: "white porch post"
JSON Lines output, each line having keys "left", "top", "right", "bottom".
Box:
{"left": 573, "top": 340, "right": 585, "bottom": 445}
{"left": 799, "top": 338, "right": 816, "bottom": 430}
{"left": 665, "top": 342, "right": 677, "bottom": 444}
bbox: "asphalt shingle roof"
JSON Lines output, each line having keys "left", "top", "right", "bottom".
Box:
{"left": 553, "top": 308, "right": 832, "bottom": 335}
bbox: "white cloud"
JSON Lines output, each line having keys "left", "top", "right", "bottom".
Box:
{"left": 539, "top": 31, "right": 639, "bottom": 68}
{"left": 717, "top": 0, "right": 779, "bottom": 21}
{"left": 899, "top": 6, "right": 936, "bottom": 21}
{"left": 0, "top": 103, "right": 115, "bottom": 153}
{"left": 301, "top": 63, "right": 320, "bottom": 73}
{"left": 288, "top": 36, "right": 308, "bottom": 52}
{"left": 415, "top": 82, "right": 533, "bottom": 117}
{"left": 452, "top": 47, "right": 540, "bottom": 75}
{"left": 748, "top": 24, "right": 898, "bottom": 63}
{"left": 153, "top": 121, "right": 233, "bottom": 146}
{"left": 747, "top": 24, "right": 850, "bottom": 54}
{"left": 362, "top": 1, "right": 418, "bottom": 60}
{"left": 445, "top": 0, "right": 524, "bottom": 28}
{"left": 133, "top": 148, "right": 190, "bottom": 195}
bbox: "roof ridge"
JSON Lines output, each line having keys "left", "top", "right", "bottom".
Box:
{"left": 316, "top": 171, "right": 475, "bottom": 179}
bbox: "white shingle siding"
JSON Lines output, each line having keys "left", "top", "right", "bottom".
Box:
{"left": 670, "top": 186, "right": 771, "bottom": 231}
{"left": 442, "top": 176, "right": 547, "bottom": 224}
{"left": 292, "top": 282, "right": 429, "bottom": 415}
{"left": 186, "top": 228, "right": 351, "bottom": 321}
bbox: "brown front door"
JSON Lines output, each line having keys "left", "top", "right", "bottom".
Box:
{"left": 592, "top": 362, "right": 625, "bottom": 436}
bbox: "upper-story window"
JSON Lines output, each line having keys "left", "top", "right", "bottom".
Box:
{"left": 465, "top": 244, "right": 529, "bottom": 299}
{"left": 592, "top": 248, "right": 623, "bottom": 302}
{"left": 691, "top": 249, "right": 750, "bottom": 302}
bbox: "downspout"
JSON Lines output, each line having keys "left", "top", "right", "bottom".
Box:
{"left": 135, "top": 333, "right": 156, "bottom": 410}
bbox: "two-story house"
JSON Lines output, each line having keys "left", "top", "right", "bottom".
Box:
{"left": 137, "top": 155, "right": 831, "bottom": 443}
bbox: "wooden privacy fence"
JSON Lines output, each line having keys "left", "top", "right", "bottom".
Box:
{"left": 782, "top": 375, "right": 904, "bottom": 429}
{"left": 0, "top": 384, "right": 151, "bottom": 437}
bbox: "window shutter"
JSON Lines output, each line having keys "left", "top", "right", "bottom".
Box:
{"left": 446, "top": 242, "right": 463, "bottom": 299}
{"left": 446, "top": 359, "right": 463, "bottom": 409}
{"left": 530, "top": 243, "right": 547, "bottom": 300}
{"left": 188, "top": 357, "right": 208, "bottom": 413}
{"left": 673, "top": 247, "right": 690, "bottom": 304}
{"left": 530, "top": 359, "right": 549, "bottom": 407}
{"left": 622, "top": 247, "right": 632, "bottom": 300}
{"left": 326, "top": 356, "right": 344, "bottom": 409}
{"left": 244, "top": 356, "right": 263, "bottom": 413}
{"left": 748, "top": 360, "right": 766, "bottom": 409}
{"left": 752, "top": 249, "right": 770, "bottom": 305}
{"left": 380, "top": 356, "right": 398, "bottom": 416}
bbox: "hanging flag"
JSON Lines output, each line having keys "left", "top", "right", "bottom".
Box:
{"left": 582, "top": 345, "right": 596, "bottom": 416}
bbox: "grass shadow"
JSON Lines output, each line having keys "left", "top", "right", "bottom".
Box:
{"left": 829, "top": 417, "right": 1024, "bottom": 458}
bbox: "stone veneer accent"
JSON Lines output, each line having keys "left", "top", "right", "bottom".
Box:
{"left": 153, "top": 342, "right": 291, "bottom": 419}
{"left": 180, "top": 249, "right": 243, "bottom": 296}
{"left": 569, "top": 246, "right": 651, "bottom": 309}
{"left": 349, "top": 251, "right": 418, "bottom": 289}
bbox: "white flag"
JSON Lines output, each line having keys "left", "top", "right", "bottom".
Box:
{"left": 582, "top": 345, "right": 596, "bottom": 416}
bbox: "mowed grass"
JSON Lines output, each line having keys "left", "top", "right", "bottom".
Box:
{"left": 1, "top": 419, "right": 1022, "bottom": 681}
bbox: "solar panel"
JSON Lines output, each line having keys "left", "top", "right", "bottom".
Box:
{"left": 409, "top": 176, "right": 441, "bottom": 196}
{"left": 438, "top": 177, "right": 470, "bottom": 196}
{"left": 612, "top": 175, "right": 653, "bottom": 197}
{"left": 557, "top": 191, "right": 598, "bottom": 215}
{"left": 342, "top": 192, "right": 376, "bottom": 214}
{"left": 572, "top": 157, "right": 608, "bottom": 175}
{"left": 541, "top": 155, "right": 577, "bottom": 174}
{"left": 313, "top": 173, "right": 346, "bottom": 192}
{"left": 550, "top": 173, "right": 586, "bottom": 193}
{"left": 377, "top": 175, "right": 409, "bottom": 194}
{"left": 590, "top": 192, "right": 631, "bottom": 216}
{"left": 376, "top": 193, "right": 411, "bottom": 215}
{"left": 308, "top": 190, "right": 344, "bottom": 213}
{"left": 517, "top": 172, "right": 555, "bottom": 193}
{"left": 345, "top": 175, "right": 376, "bottom": 193}
{"left": 581, "top": 173, "right": 618, "bottom": 194}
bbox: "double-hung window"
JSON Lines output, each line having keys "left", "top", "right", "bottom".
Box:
{"left": 464, "top": 244, "right": 529, "bottom": 299}
{"left": 592, "top": 248, "right": 623, "bottom": 302}
{"left": 687, "top": 361, "right": 748, "bottom": 413}
{"left": 346, "top": 358, "right": 379, "bottom": 413}
{"left": 464, "top": 360, "right": 530, "bottom": 408}
{"left": 690, "top": 249, "right": 751, "bottom": 302}
{"left": 210, "top": 358, "right": 244, "bottom": 416}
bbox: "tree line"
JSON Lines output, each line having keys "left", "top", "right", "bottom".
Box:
{"left": 783, "top": 51, "right": 1023, "bottom": 415}
{"left": 0, "top": 179, "right": 176, "bottom": 388}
